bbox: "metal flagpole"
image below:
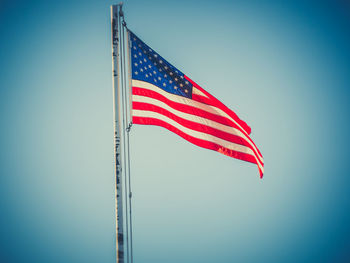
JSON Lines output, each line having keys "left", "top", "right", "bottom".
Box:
{"left": 111, "top": 4, "right": 124, "bottom": 263}
{"left": 124, "top": 27, "right": 134, "bottom": 263}
{"left": 118, "top": 4, "right": 130, "bottom": 263}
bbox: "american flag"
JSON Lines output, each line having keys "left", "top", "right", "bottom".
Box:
{"left": 129, "top": 30, "right": 264, "bottom": 178}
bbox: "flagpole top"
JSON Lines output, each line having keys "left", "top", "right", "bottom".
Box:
{"left": 111, "top": 2, "right": 123, "bottom": 9}
{"left": 112, "top": 2, "right": 123, "bottom": 7}
{"left": 111, "top": 2, "right": 124, "bottom": 19}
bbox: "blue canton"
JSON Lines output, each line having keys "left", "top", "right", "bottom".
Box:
{"left": 129, "top": 30, "right": 193, "bottom": 99}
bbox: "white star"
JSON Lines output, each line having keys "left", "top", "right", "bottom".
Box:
{"left": 134, "top": 63, "right": 138, "bottom": 67}
{"left": 175, "top": 77, "right": 178, "bottom": 81}
{"left": 149, "top": 73, "right": 152, "bottom": 76}
{"left": 143, "top": 58, "right": 147, "bottom": 62}
{"left": 159, "top": 60, "right": 163, "bottom": 64}
{"left": 153, "top": 71, "right": 156, "bottom": 74}
{"left": 154, "top": 54, "right": 158, "bottom": 57}
{"left": 158, "top": 77, "right": 161, "bottom": 80}
{"left": 133, "top": 37, "right": 136, "bottom": 41}
{"left": 148, "top": 65, "right": 152, "bottom": 68}
{"left": 174, "top": 86, "right": 178, "bottom": 89}
{"left": 169, "top": 80, "right": 173, "bottom": 84}
{"left": 144, "top": 66, "right": 147, "bottom": 70}
{"left": 139, "top": 60, "right": 143, "bottom": 64}
{"left": 185, "top": 89, "right": 188, "bottom": 93}
{"left": 138, "top": 52, "right": 142, "bottom": 56}
{"left": 159, "top": 69, "right": 162, "bottom": 72}
{"left": 138, "top": 44, "right": 141, "bottom": 48}
{"left": 180, "top": 83, "right": 183, "bottom": 87}
{"left": 164, "top": 74, "right": 167, "bottom": 78}
{"left": 133, "top": 46, "right": 136, "bottom": 50}
{"left": 140, "top": 68, "right": 143, "bottom": 72}
{"left": 135, "top": 71, "right": 138, "bottom": 75}
{"left": 164, "top": 66, "right": 168, "bottom": 70}
{"left": 170, "top": 72, "right": 173, "bottom": 76}
{"left": 154, "top": 78, "right": 157, "bottom": 82}
{"left": 180, "top": 76, "right": 184, "bottom": 79}
{"left": 145, "top": 74, "right": 148, "bottom": 78}
{"left": 134, "top": 54, "right": 137, "bottom": 58}
{"left": 163, "top": 83, "right": 166, "bottom": 87}
{"left": 185, "top": 81, "right": 189, "bottom": 84}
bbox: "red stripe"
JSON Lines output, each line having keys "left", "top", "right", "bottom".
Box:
{"left": 133, "top": 116, "right": 263, "bottom": 177}
{"left": 133, "top": 101, "right": 263, "bottom": 167}
{"left": 185, "top": 75, "right": 252, "bottom": 136}
{"left": 192, "top": 93, "right": 216, "bottom": 106}
{"left": 133, "top": 86, "right": 263, "bottom": 160}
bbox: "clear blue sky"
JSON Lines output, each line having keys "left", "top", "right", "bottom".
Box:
{"left": 1, "top": 0, "right": 350, "bottom": 262}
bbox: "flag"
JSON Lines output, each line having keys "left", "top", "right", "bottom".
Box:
{"left": 128, "top": 30, "right": 264, "bottom": 178}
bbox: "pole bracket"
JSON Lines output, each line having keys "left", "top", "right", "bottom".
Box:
{"left": 126, "top": 122, "right": 133, "bottom": 132}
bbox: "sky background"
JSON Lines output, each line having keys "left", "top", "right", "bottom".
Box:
{"left": 1, "top": 0, "right": 350, "bottom": 262}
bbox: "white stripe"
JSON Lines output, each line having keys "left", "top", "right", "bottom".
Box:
{"left": 132, "top": 79, "right": 263, "bottom": 161}
{"left": 193, "top": 87, "right": 209, "bottom": 98}
{"left": 133, "top": 94, "right": 264, "bottom": 165}
{"left": 133, "top": 109, "right": 264, "bottom": 173}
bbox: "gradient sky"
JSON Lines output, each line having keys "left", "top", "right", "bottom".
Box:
{"left": 1, "top": 0, "right": 350, "bottom": 262}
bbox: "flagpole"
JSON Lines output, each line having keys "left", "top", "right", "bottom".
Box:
{"left": 111, "top": 4, "right": 124, "bottom": 263}
{"left": 125, "top": 27, "right": 134, "bottom": 263}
